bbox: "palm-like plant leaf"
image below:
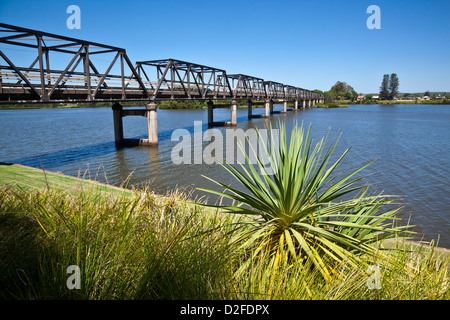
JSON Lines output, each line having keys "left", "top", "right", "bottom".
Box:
{"left": 196, "top": 122, "right": 414, "bottom": 280}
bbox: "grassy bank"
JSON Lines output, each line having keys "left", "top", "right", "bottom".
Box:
{"left": 0, "top": 100, "right": 251, "bottom": 110}
{"left": 0, "top": 163, "right": 131, "bottom": 197}
{"left": 350, "top": 100, "right": 450, "bottom": 105}
{"left": 312, "top": 102, "right": 349, "bottom": 108}
{"left": 0, "top": 163, "right": 448, "bottom": 300}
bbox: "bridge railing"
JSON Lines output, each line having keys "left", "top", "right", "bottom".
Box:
{"left": 0, "top": 23, "right": 323, "bottom": 104}
{"left": 227, "top": 74, "right": 266, "bottom": 100}
{"left": 0, "top": 23, "right": 149, "bottom": 103}
{"left": 135, "top": 59, "right": 235, "bottom": 100}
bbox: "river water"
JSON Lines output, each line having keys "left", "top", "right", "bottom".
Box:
{"left": 1, "top": 104, "right": 449, "bottom": 247}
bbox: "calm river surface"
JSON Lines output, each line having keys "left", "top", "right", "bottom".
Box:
{"left": 1, "top": 104, "right": 449, "bottom": 247}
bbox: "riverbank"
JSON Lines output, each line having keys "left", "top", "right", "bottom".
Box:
{"left": 0, "top": 162, "right": 132, "bottom": 197}
{"left": 6, "top": 162, "right": 448, "bottom": 253}
{"left": 311, "top": 102, "right": 349, "bottom": 108}
{"left": 0, "top": 163, "right": 448, "bottom": 300}
{"left": 1, "top": 99, "right": 448, "bottom": 111}
{"left": 350, "top": 100, "right": 450, "bottom": 105}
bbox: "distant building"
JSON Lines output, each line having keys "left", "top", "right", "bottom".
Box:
{"left": 357, "top": 94, "right": 366, "bottom": 100}
{"left": 372, "top": 95, "right": 379, "bottom": 100}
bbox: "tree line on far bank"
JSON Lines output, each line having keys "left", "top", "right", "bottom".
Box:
{"left": 315, "top": 74, "right": 449, "bottom": 104}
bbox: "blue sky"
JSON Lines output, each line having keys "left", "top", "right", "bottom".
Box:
{"left": 0, "top": 0, "right": 449, "bottom": 93}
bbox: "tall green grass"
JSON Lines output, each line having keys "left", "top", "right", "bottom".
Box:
{"left": 0, "top": 183, "right": 448, "bottom": 300}
{"left": 0, "top": 184, "right": 237, "bottom": 299}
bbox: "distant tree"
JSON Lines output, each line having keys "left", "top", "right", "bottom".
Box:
{"left": 330, "top": 81, "right": 354, "bottom": 100}
{"left": 388, "top": 73, "right": 399, "bottom": 99}
{"left": 350, "top": 89, "right": 358, "bottom": 101}
{"left": 379, "top": 74, "right": 390, "bottom": 99}
{"left": 366, "top": 94, "right": 374, "bottom": 100}
{"left": 323, "top": 90, "right": 336, "bottom": 103}
{"left": 424, "top": 91, "right": 431, "bottom": 97}
{"left": 403, "top": 93, "right": 410, "bottom": 98}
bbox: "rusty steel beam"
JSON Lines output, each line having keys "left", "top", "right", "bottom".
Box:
{"left": 0, "top": 24, "right": 324, "bottom": 104}
{"left": 137, "top": 59, "right": 233, "bottom": 100}
{"left": 0, "top": 23, "right": 149, "bottom": 103}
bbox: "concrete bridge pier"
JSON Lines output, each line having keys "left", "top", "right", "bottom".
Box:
{"left": 308, "top": 100, "right": 312, "bottom": 107}
{"left": 302, "top": 100, "right": 306, "bottom": 109}
{"left": 144, "top": 102, "right": 158, "bottom": 146}
{"left": 207, "top": 100, "right": 214, "bottom": 127}
{"left": 294, "top": 100, "right": 299, "bottom": 111}
{"left": 247, "top": 99, "right": 253, "bottom": 120}
{"left": 282, "top": 100, "right": 288, "bottom": 113}
{"left": 264, "top": 99, "right": 271, "bottom": 117}
{"left": 207, "top": 100, "right": 237, "bottom": 127}
{"left": 112, "top": 103, "right": 124, "bottom": 146}
{"left": 112, "top": 102, "right": 158, "bottom": 147}
{"left": 230, "top": 100, "right": 237, "bottom": 126}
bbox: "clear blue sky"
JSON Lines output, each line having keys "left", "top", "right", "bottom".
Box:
{"left": 1, "top": 0, "right": 449, "bottom": 93}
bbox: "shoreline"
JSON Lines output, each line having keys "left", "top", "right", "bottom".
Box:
{"left": 1, "top": 100, "right": 448, "bottom": 111}
{"left": 1, "top": 162, "right": 448, "bottom": 253}
{"left": 0, "top": 162, "right": 132, "bottom": 197}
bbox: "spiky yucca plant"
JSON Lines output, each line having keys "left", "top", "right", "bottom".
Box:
{"left": 198, "top": 122, "right": 412, "bottom": 281}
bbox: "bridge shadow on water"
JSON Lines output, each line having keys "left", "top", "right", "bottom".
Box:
{"left": 9, "top": 141, "right": 119, "bottom": 170}
{"left": 8, "top": 115, "right": 258, "bottom": 170}
{"left": 8, "top": 105, "right": 298, "bottom": 170}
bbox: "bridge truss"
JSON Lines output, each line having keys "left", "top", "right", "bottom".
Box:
{"left": 0, "top": 23, "right": 323, "bottom": 104}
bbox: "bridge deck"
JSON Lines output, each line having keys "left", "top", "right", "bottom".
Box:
{"left": 0, "top": 23, "right": 322, "bottom": 104}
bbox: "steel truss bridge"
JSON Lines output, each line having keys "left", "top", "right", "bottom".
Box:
{"left": 0, "top": 23, "right": 324, "bottom": 146}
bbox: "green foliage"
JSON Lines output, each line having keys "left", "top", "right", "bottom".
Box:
{"left": 389, "top": 73, "right": 399, "bottom": 99}
{"left": 197, "top": 122, "right": 414, "bottom": 282}
{"left": 323, "top": 90, "right": 337, "bottom": 103}
{"left": 379, "top": 73, "right": 400, "bottom": 100}
{"left": 330, "top": 81, "right": 355, "bottom": 101}
{"left": 380, "top": 74, "right": 390, "bottom": 99}
{"left": 0, "top": 177, "right": 447, "bottom": 300}
{"left": 157, "top": 100, "right": 207, "bottom": 109}
{"left": 0, "top": 185, "right": 236, "bottom": 299}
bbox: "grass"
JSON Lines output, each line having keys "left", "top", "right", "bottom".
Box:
{"left": 0, "top": 163, "right": 131, "bottom": 197}
{"left": 0, "top": 163, "right": 448, "bottom": 300}
{"left": 313, "top": 102, "right": 349, "bottom": 108}
{"left": 0, "top": 183, "right": 238, "bottom": 299}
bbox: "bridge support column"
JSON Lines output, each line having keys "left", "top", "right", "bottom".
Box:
{"left": 248, "top": 99, "right": 253, "bottom": 120}
{"left": 308, "top": 100, "right": 311, "bottom": 107}
{"left": 230, "top": 100, "right": 237, "bottom": 126}
{"left": 282, "top": 100, "right": 288, "bottom": 113}
{"left": 143, "top": 102, "right": 158, "bottom": 146}
{"left": 207, "top": 100, "right": 214, "bottom": 127}
{"left": 112, "top": 103, "right": 124, "bottom": 146}
{"left": 294, "top": 100, "right": 299, "bottom": 110}
{"left": 302, "top": 100, "right": 306, "bottom": 109}
{"left": 264, "top": 99, "right": 270, "bottom": 117}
